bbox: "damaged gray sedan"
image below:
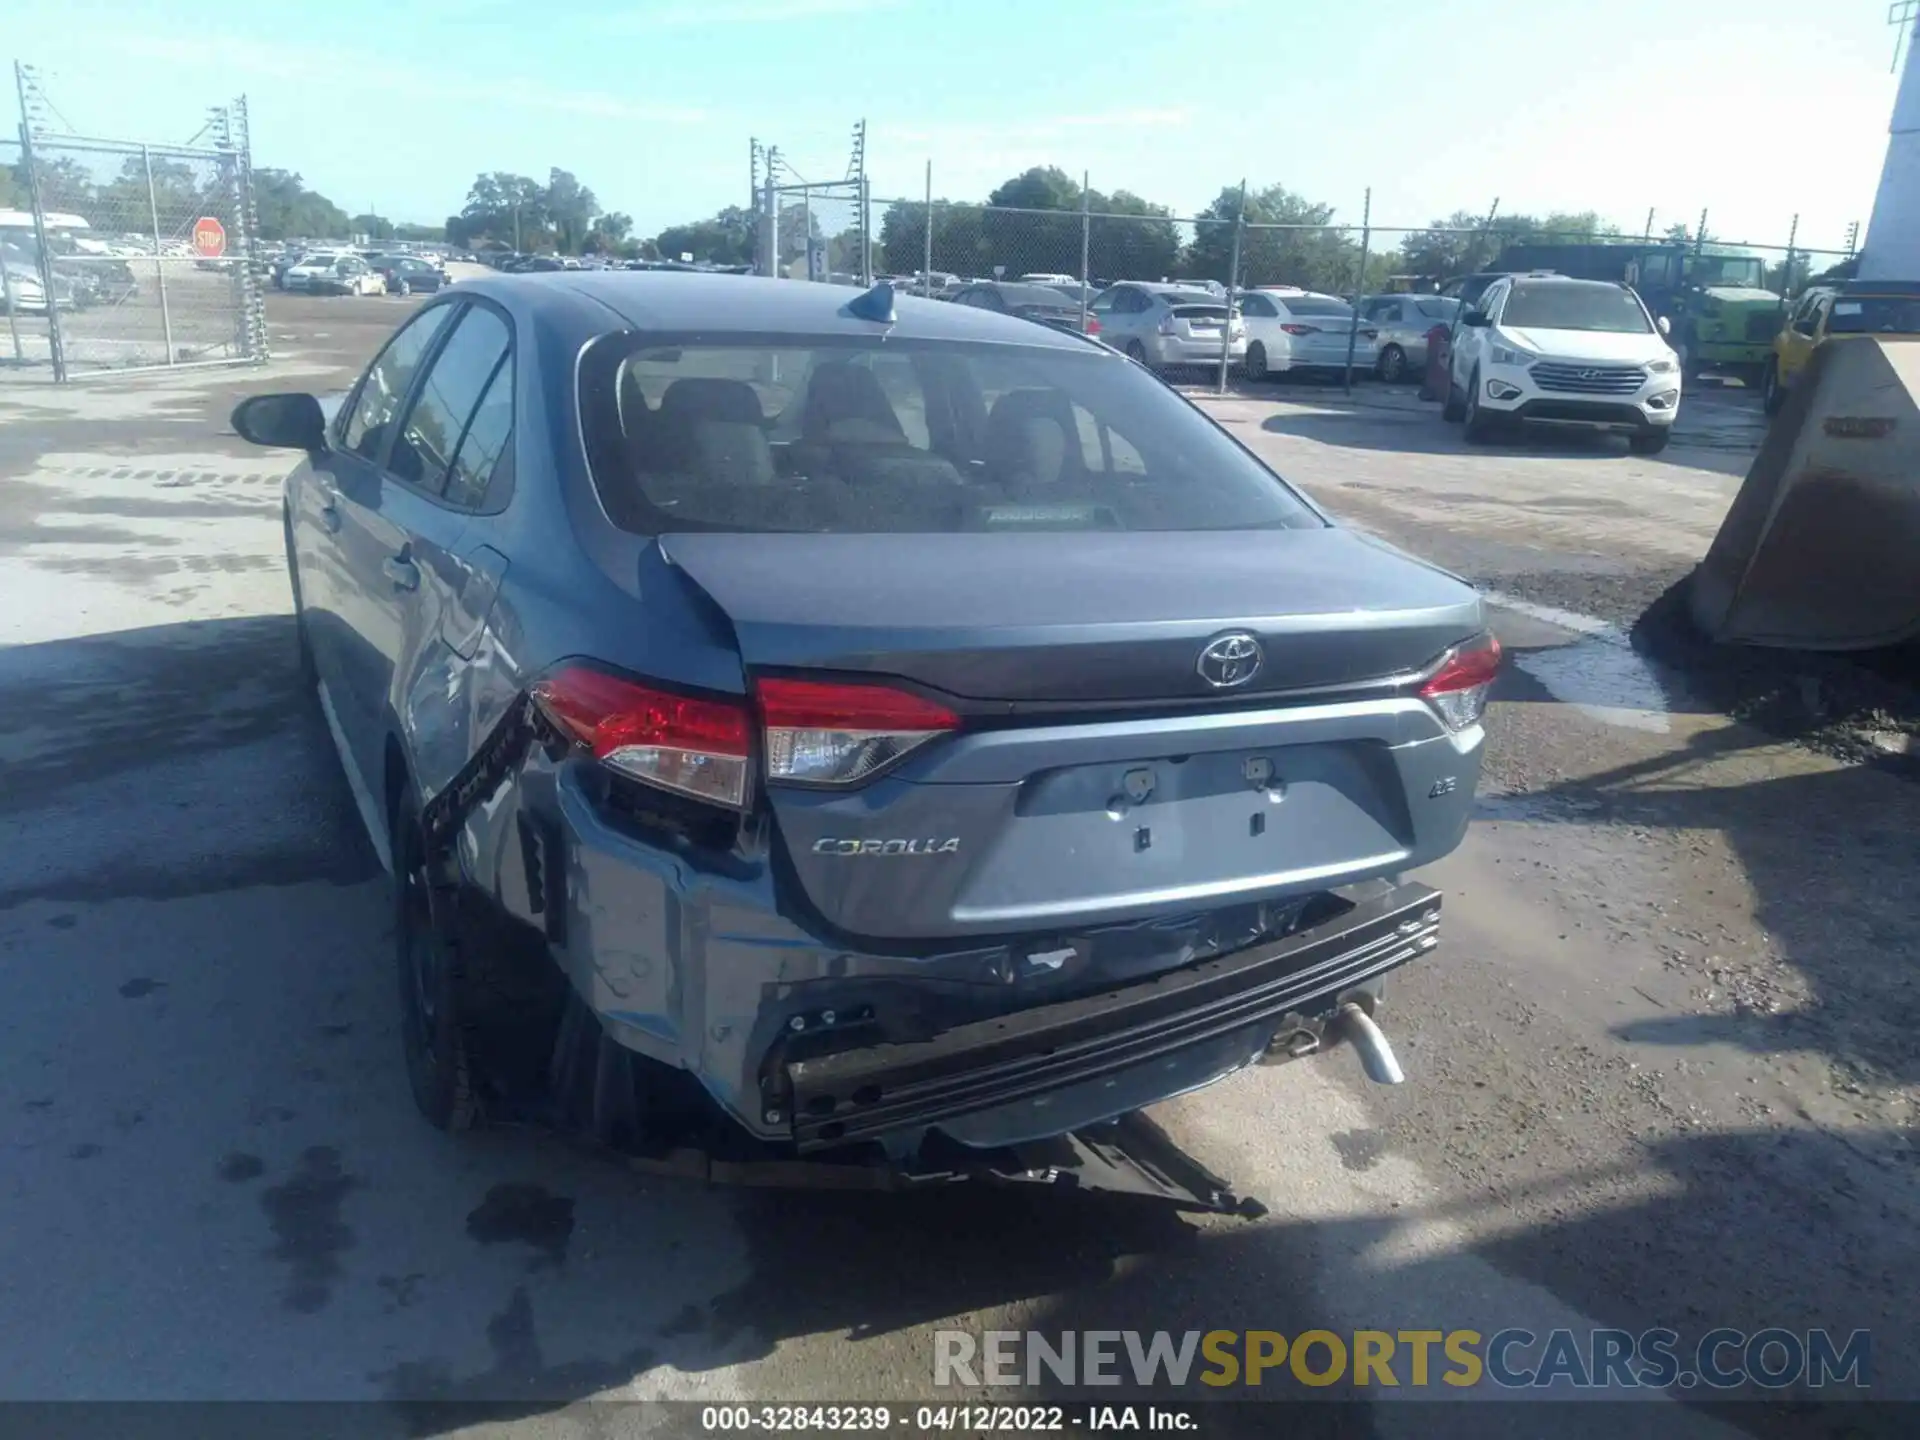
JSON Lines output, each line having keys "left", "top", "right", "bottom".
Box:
{"left": 234, "top": 272, "right": 1498, "bottom": 1206}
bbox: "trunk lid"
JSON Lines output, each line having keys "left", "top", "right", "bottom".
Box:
{"left": 660, "top": 529, "right": 1484, "bottom": 943}
{"left": 1170, "top": 303, "right": 1231, "bottom": 339}
{"left": 659, "top": 528, "right": 1480, "bottom": 707}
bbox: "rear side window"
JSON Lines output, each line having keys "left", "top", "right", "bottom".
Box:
{"left": 1827, "top": 296, "right": 1920, "bottom": 334}
{"left": 388, "top": 304, "right": 510, "bottom": 496}
{"left": 579, "top": 336, "right": 1323, "bottom": 536}
{"left": 444, "top": 361, "right": 513, "bottom": 510}
{"left": 340, "top": 305, "right": 455, "bottom": 461}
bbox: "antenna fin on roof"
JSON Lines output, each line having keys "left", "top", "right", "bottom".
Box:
{"left": 846, "top": 280, "right": 896, "bottom": 324}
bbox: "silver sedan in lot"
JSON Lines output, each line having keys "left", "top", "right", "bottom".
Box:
{"left": 1359, "top": 294, "right": 1461, "bottom": 382}
{"left": 1089, "top": 282, "right": 1248, "bottom": 369}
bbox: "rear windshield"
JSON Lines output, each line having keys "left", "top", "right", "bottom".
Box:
{"left": 996, "top": 284, "right": 1078, "bottom": 308}
{"left": 1501, "top": 282, "right": 1651, "bottom": 333}
{"left": 1827, "top": 297, "right": 1920, "bottom": 334}
{"left": 1416, "top": 298, "right": 1458, "bottom": 320}
{"left": 579, "top": 337, "right": 1324, "bottom": 535}
{"left": 1280, "top": 297, "right": 1354, "bottom": 318}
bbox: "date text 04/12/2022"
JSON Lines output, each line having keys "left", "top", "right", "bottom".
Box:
{"left": 699, "top": 1405, "right": 1195, "bottom": 1431}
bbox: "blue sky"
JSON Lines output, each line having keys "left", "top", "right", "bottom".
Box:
{"left": 6, "top": 0, "right": 1903, "bottom": 253}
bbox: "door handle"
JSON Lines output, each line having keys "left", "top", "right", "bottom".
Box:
{"left": 383, "top": 554, "right": 419, "bottom": 592}
{"left": 318, "top": 494, "right": 342, "bottom": 533}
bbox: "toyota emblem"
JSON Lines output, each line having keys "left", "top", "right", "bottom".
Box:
{"left": 1197, "top": 632, "right": 1263, "bottom": 688}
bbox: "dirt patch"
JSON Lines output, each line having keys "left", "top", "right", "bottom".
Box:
{"left": 1632, "top": 574, "right": 1920, "bottom": 779}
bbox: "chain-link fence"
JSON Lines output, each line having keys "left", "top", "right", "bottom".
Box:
{"left": 2, "top": 101, "right": 267, "bottom": 380}
{"left": 862, "top": 201, "right": 1859, "bottom": 301}
{"left": 848, "top": 192, "right": 1864, "bottom": 391}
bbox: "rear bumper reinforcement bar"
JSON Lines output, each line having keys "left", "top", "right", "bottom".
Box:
{"left": 784, "top": 880, "right": 1442, "bottom": 1151}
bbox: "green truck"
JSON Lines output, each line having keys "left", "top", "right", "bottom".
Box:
{"left": 1492, "top": 242, "right": 1781, "bottom": 382}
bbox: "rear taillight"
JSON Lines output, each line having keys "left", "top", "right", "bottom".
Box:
{"left": 1085, "top": 315, "right": 1101, "bottom": 335}
{"left": 531, "top": 667, "right": 751, "bottom": 808}
{"left": 1418, "top": 634, "right": 1502, "bottom": 732}
{"left": 757, "top": 677, "right": 959, "bottom": 787}
{"left": 1280, "top": 323, "right": 1317, "bottom": 335}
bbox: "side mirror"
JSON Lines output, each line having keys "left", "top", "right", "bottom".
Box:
{"left": 1657, "top": 315, "right": 1672, "bottom": 336}
{"left": 232, "top": 393, "right": 328, "bottom": 452}
{"left": 1461, "top": 309, "right": 1491, "bottom": 328}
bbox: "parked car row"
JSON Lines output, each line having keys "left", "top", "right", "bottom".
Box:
{"left": 271, "top": 244, "right": 450, "bottom": 296}
{"left": 890, "top": 272, "right": 1421, "bottom": 384}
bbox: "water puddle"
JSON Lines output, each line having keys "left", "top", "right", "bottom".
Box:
{"left": 1484, "top": 589, "right": 1681, "bottom": 733}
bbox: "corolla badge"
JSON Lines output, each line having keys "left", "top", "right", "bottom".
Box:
{"left": 1197, "top": 631, "right": 1263, "bottom": 689}
{"left": 813, "top": 838, "right": 961, "bottom": 856}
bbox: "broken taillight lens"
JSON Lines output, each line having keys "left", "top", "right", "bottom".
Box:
{"left": 757, "top": 677, "right": 960, "bottom": 786}
{"left": 531, "top": 667, "right": 752, "bottom": 808}
{"left": 1418, "top": 634, "right": 1503, "bottom": 732}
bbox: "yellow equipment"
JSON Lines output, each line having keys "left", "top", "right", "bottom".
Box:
{"left": 1692, "top": 333, "right": 1920, "bottom": 650}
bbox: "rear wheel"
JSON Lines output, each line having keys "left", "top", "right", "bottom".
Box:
{"left": 1243, "top": 342, "right": 1269, "bottom": 381}
{"left": 393, "top": 789, "right": 480, "bottom": 1132}
{"left": 1124, "top": 339, "right": 1148, "bottom": 365}
{"left": 1377, "top": 344, "right": 1407, "bottom": 382}
{"left": 1761, "top": 359, "right": 1785, "bottom": 416}
{"left": 1630, "top": 428, "right": 1671, "bottom": 455}
{"left": 397, "top": 278, "right": 411, "bottom": 297}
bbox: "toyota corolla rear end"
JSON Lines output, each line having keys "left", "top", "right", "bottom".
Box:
{"left": 466, "top": 312, "right": 1494, "bottom": 1157}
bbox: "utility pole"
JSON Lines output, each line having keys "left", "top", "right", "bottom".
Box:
{"left": 1214, "top": 178, "right": 1246, "bottom": 398}
{"left": 1344, "top": 187, "right": 1372, "bottom": 396}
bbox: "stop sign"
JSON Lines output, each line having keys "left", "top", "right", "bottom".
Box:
{"left": 191, "top": 217, "right": 227, "bottom": 258}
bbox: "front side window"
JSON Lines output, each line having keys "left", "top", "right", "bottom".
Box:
{"left": 339, "top": 305, "right": 456, "bottom": 460}
{"left": 389, "top": 304, "right": 510, "bottom": 495}
{"left": 1500, "top": 282, "right": 1651, "bottom": 334}
{"left": 581, "top": 336, "right": 1323, "bottom": 536}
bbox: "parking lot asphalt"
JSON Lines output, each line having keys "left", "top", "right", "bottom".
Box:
{"left": 1, "top": 294, "right": 1915, "bottom": 1437}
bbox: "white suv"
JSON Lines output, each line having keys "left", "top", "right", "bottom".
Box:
{"left": 1445, "top": 275, "right": 1681, "bottom": 454}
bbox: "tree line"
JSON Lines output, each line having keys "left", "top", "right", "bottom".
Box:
{"left": 12, "top": 150, "right": 1796, "bottom": 293}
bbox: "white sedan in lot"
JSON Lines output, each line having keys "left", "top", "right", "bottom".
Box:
{"left": 1239, "top": 291, "right": 1379, "bottom": 381}
{"left": 282, "top": 252, "right": 349, "bottom": 292}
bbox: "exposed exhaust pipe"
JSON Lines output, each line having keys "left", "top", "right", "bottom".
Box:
{"left": 1333, "top": 1002, "right": 1405, "bottom": 1086}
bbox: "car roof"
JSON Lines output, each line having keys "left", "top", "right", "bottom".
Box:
{"left": 1501, "top": 274, "right": 1623, "bottom": 289}
{"left": 458, "top": 272, "right": 1096, "bottom": 349}
{"left": 1837, "top": 278, "right": 1920, "bottom": 298}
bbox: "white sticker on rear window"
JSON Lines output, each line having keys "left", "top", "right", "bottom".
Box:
{"left": 1834, "top": 302, "right": 1863, "bottom": 315}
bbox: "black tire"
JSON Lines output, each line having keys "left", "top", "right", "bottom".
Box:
{"left": 1629, "top": 428, "right": 1671, "bottom": 455}
{"left": 1761, "top": 359, "right": 1785, "bottom": 416}
{"left": 1377, "top": 344, "right": 1407, "bottom": 382}
{"left": 1442, "top": 377, "right": 1466, "bottom": 422}
{"left": 1462, "top": 370, "right": 1496, "bottom": 442}
{"left": 1243, "top": 342, "right": 1269, "bottom": 382}
{"left": 392, "top": 788, "right": 481, "bottom": 1132}
{"left": 1124, "top": 339, "right": 1148, "bottom": 365}
{"left": 397, "top": 279, "right": 411, "bottom": 297}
